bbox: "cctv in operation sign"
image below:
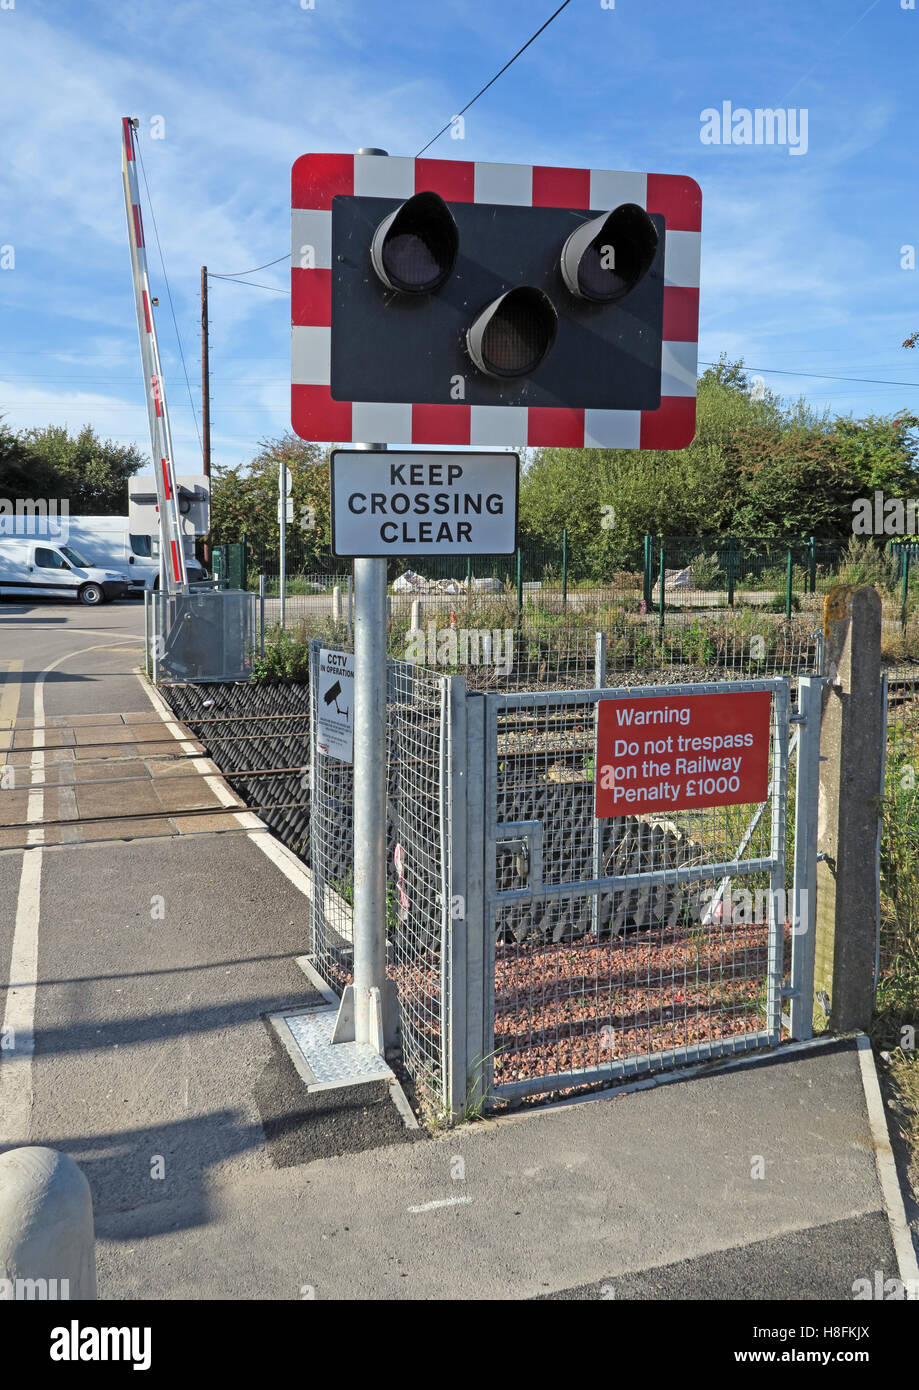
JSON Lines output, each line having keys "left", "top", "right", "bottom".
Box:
{"left": 330, "top": 449, "right": 518, "bottom": 557}
{"left": 595, "top": 690, "right": 772, "bottom": 818}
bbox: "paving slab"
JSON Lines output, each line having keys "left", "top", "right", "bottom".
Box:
{"left": 172, "top": 811, "right": 252, "bottom": 834}
{"left": 0, "top": 790, "right": 31, "bottom": 827}
{"left": 73, "top": 725, "right": 138, "bottom": 745}
{"left": 151, "top": 780, "right": 227, "bottom": 813}
{"left": 75, "top": 780, "right": 166, "bottom": 818}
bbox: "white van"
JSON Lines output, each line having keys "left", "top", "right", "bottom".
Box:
{"left": 0, "top": 538, "right": 130, "bottom": 605}
{"left": 30, "top": 516, "right": 208, "bottom": 594}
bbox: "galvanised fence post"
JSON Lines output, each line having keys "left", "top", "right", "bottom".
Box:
{"left": 785, "top": 548, "right": 793, "bottom": 619}
{"left": 561, "top": 528, "right": 568, "bottom": 612}
{"left": 643, "top": 533, "right": 652, "bottom": 609}
{"left": 727, "top": 537, "right": 736, "bottom": 607}
{"left": 901, "top": 547, "right": 910, "bottom": 632}
{"left": 516, "top": 546, "right": 523, "bottom": 621}
{"left": 789, "top": 675, "right": 824, "bottom": 1040}
{"left": 658, "top": 540, "right": 666, "bottom": 635}
{"left": 808, "top": 536, "right": 817, "bottom": 595}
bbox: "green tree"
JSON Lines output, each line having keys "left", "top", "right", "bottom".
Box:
{"left": 210, "top": 433, "right": 331, "bottom": 563}
{"left": 0, "top": 416, "right": 31, "bottom": 494}
{"left": 2, "top": 424, "right": 147, "bottom": 512}
{"left": 519, "top": 358, "right": 919, "bottom": 568}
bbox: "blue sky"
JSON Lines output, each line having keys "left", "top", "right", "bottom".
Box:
{"left": 0, "top": 0, "right": 917, "bottom": 470}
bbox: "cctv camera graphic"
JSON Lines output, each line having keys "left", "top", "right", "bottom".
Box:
{"left": 323, "top": 681, "right": 349, "bottom": 719}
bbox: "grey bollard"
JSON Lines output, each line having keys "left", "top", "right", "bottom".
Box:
{"left": 0, "top": 1147, "right": 96, "bottom": 1300}
{"left": 332, "top": 584, "right": 342, "bottom": 623}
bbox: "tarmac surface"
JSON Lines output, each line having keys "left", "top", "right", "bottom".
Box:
{"left": 0, "top": 596, "right": 916, "bottom": 1300}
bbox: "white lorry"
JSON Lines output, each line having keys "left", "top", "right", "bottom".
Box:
{"left": 52, "top": 515, "right": 208, "bottom": 594}
{"left": 0, "top": 536, "right": 130, "bottom": 606}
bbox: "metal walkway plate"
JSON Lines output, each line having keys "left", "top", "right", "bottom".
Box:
{"left": 271, "top": 1005, "right": 393, "bottom": 1092}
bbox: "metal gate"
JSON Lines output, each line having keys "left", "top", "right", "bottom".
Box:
{"left": 444, "top": 674, "right": 823, "bottom": 1115}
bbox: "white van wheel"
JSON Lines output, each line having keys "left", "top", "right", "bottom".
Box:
{"left": 78, "top": 583, "right": 104, "bottom": 606}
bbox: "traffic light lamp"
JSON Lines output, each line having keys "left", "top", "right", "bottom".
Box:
{"left": 466, "top": 286, "right": 557, "bottom": 379}
{"left": 292, "top": 155, "right": 701, "bottom": 448}
{"left": 370, "top": 190, "right": 458, "bottom": 294}
{"left": 559, "top": 204, "right": 659, "bottom": 303}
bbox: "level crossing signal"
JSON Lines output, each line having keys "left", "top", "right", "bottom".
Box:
{"left": 291, "top": 154, "right": 701, "bottom": 449}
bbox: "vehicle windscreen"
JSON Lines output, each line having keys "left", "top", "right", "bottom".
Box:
{"left": 59, "top": 546, "right": 91, "bottom": 567}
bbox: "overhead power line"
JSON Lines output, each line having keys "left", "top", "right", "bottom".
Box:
{"left": 209, "top": 254, "right": 290, "bottom": 278}
{"left": 700, "top": 361, "right": 919, "bottom": 389}
{"left": 207, "top": 276, "right": 290, "bottom": 295}
{"left": 415, "top": 0, "right": 575, "bottom": 157}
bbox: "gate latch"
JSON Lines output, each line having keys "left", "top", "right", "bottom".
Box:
{"left": 495, "top": 819, "right": 543, "bottom": 900}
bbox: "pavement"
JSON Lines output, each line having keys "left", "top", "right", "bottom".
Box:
{"left": 1, "top": 596, "right": 917, "bottom": 1301}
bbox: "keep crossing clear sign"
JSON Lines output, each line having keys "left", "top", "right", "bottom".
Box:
{"left": 316, "top": 648, "right": 354, "bottom": 763}
{"left": 330, "top": 450, "right": 518, "bottom": 557}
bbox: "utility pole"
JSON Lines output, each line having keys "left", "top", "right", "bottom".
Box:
{"left": 279, "top": 458, "right": 287, "bottom": 628}
{"left": 200, "top": 265, "right": 211, "bottom": 565}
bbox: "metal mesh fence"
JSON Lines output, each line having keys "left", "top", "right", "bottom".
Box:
{"left": 880, "top": 677, "right": 919, "bottom": 1000}
{"left": 486, "top": 681, "right": 789, "bottom": 1100}
{"left": 149, "top": 589, "right": 258, "bottom": 682}
{"left": 388, "top": 661, "right": 448, "bottom": 1117}
{"left": 307, "top": 644, "right": 449, "bottom": 1115}
{"left": 603, "top": 611, "right": 821, "bottom": 681}
{"left": 308, "top": 641, "right": 356, "bottom": 997}
{"left": 161, "top": 624, "right": 810, "bottom": 1118}
{"left": 387, "top": 614, "right": 822, "bottom": 687}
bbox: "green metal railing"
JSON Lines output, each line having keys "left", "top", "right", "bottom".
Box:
{"left": 216, "top": 530, "right": 860, "bottom": 621}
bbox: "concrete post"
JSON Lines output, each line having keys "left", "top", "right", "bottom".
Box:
{"left": 814, "top": 585, "right": 884, "bottom": 1032}
{"left": 332, "top": 585, "right": 342, "bottom": 624}
{"left": 410, "top": 598, "right": 422, "bottom": 632}
{"left": 0, "top": 1147, "right": 95, "bottom": 1299}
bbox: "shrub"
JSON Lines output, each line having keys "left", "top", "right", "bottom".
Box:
{"left": 836, "top": 537, "right": 898, "bottom": 591}
{"left": 251, "top": 624, "right": 312, "bottom": 683}
{"left": 690, "top": 552, "right": 725, "bottom": 590}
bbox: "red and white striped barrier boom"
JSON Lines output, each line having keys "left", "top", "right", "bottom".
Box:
{"left": 121, "top": 116, "right": 188, "bottom": 593}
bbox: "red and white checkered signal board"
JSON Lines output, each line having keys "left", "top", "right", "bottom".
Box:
{"left": 291, "top": 153, "right": 701, "bottom": 449}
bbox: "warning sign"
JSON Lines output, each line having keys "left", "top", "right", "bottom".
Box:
{"left": 316, "top": 648, "right": 354, "bottom": 763}
{"left": 330, "top": 450, "right": 518, "bottom": 557}
{"left": 595, "top": 690, "right": 771, "bottom": 819}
